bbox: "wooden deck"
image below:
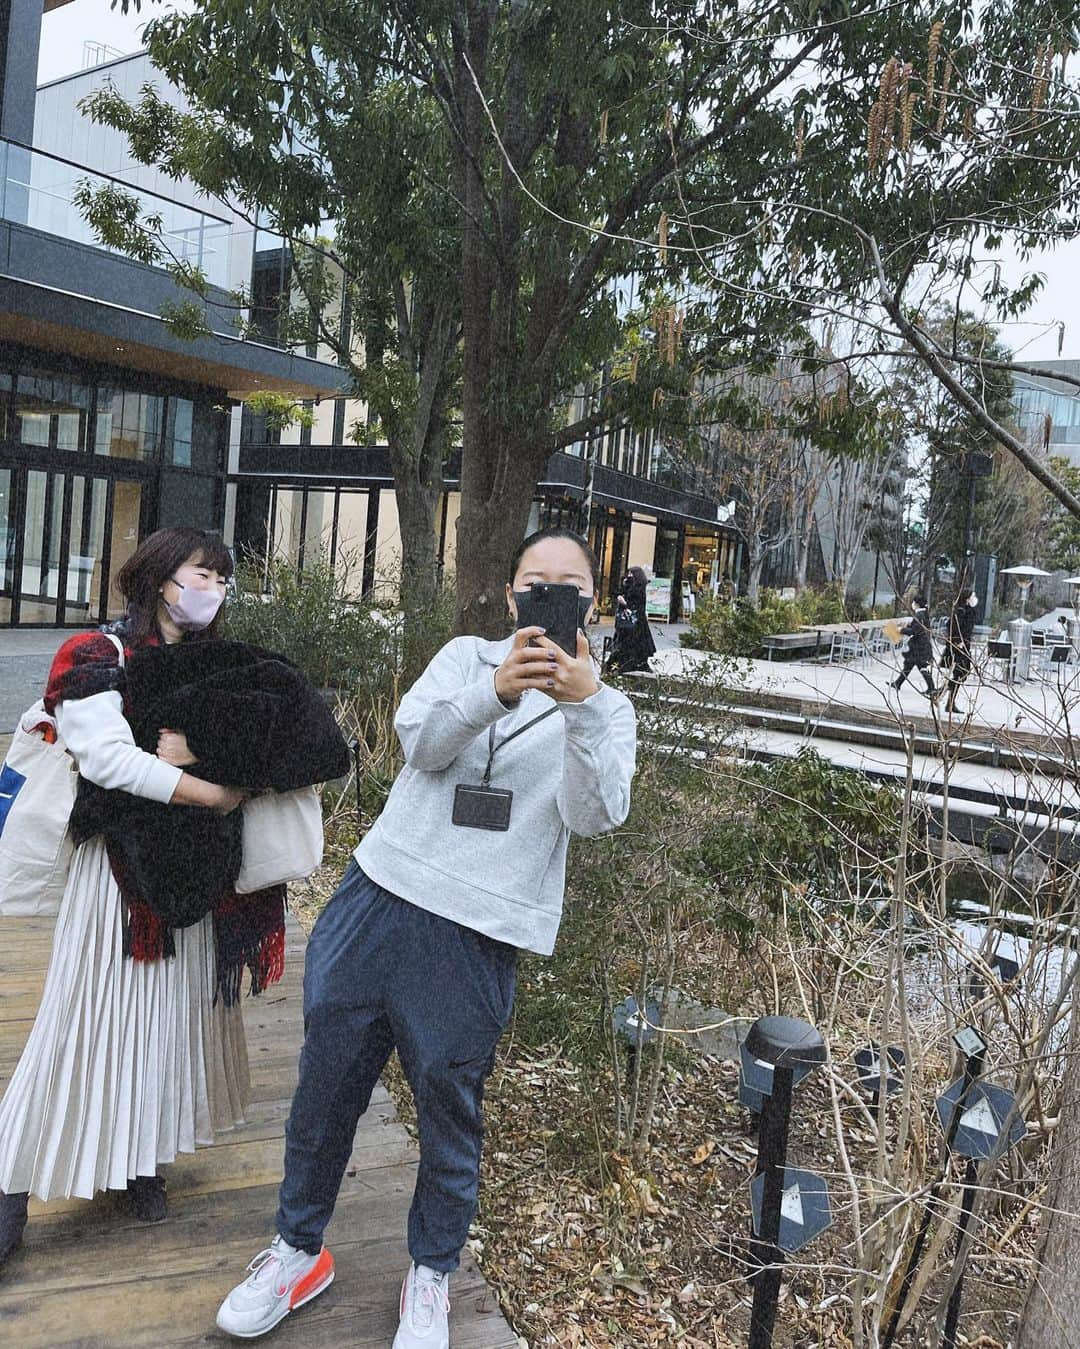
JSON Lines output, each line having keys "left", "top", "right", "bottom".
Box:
{"left": 0, "top": 911, "right": 519, "bottom": 1349}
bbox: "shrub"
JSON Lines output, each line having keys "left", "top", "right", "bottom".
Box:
{"left": 224, "top": 553, "right": 453, "bottom": 703}
{"left": 681, "top": 584, "right": 847, "bottom": 656}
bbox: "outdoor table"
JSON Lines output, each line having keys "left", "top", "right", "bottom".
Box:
{"left": 762, "top": 631, "right": 823, "bottom": 660}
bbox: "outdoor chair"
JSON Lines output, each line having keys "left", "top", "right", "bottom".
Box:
{"left": 1043, "top": 643, "right": 1071, "bottom": 687}
{"left": 986, "top": 639, "right": 1013, "bottom": 682}
{"left": 829, "top": 631, "right": 860, "bottom": 663}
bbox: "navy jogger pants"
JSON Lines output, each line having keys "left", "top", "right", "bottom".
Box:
{"left": 275, "top": 863, "right": 517, "bottom": 1271}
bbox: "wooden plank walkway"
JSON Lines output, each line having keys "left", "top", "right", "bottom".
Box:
{"left": 0, "top": 911, "right": 519, "bottom": 1349}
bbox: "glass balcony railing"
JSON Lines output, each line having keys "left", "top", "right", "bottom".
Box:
{"left": 0, "top": 136, "right": 234, "bottom": 289}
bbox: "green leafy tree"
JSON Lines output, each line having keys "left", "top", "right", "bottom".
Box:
{"left": 81, "top": 32, "right": 460, "bottom": 667}
{"left": 1038, "top": 455, "right": 1080, "bottom": 573}
{"left": 102, "top": 0, "right": 1080, "bottom": 643}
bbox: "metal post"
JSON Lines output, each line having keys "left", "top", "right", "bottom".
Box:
{"left": 748, "top": 1063, "right": 794, "bottom": 1349}
{"left": 351, "top": 737, "right": 363, "bottom": 838}
{"left": 883, "top": 1045, "right": 985, "bottom": 1348}
{"left": 942, "top": 1155, "right": 979, "bottom": 1348}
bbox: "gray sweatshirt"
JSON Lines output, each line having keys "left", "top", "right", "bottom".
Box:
{"left": 354, "top": 634, "right": 637, "bottom": 954}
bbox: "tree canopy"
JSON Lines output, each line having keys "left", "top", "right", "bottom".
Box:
{"left": 100, "top": 0, "right": 1080, "bottom": 629}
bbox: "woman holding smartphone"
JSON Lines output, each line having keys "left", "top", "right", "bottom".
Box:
{"left": 216, "top": 527, "right": 637, "bottom": 1349}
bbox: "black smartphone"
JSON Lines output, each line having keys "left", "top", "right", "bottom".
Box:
{"left": 514, "top": 582, "right": 581, "bottom": 655}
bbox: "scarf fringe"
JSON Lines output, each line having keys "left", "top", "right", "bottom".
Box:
{"left": 108, "top": 841, "right": 285, "bottom": 1008}
{"left": 215, "top": 923, "right": 286, "bottom": 1008}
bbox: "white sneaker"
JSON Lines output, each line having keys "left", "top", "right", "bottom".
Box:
{"left": 392, "top": 1262, "right": 450, "bottom": 1348}
{"left": 216, "top": 1233, "right": 335, "bottom": 1338}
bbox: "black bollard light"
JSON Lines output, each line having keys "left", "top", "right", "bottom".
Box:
{"left": 613, "top": 994, "right": 660, "bottom": 1088}
{"left": 966, "top": 952, "right": 1020, "bottom": 1002}
{"left": 744, "top": 1015, "right": 828, "bottom": 1349}
{"left": 854, "top": 1043, "right": 905, "bottom": 1105}
{"left": 882, "top": 1023, "right": 1025, "bottom": 1349}
{"left": 937, "top": 1036, "right": 1026, "bottom": 1349}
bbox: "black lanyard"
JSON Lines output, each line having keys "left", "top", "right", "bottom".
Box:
{"left": 482, "top": 707, "right": 558, "bottom": 786}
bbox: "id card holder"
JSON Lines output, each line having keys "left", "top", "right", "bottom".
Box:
{"left": 453, "top": 784, "right": 513, "bottom": 831}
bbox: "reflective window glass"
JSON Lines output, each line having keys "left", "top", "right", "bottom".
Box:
{"left": 15, "top": 369, "right": 89, "bottom": 451}
{"left": 95, "top": 388, "right": 163, "bottom": 460}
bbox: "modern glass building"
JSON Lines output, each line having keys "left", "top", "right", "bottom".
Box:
{"left": 0, "top": 6, "right": 347, "bottom": 627}
{"left": 1012, "top": 360, "right": 1080, "bottom": 464}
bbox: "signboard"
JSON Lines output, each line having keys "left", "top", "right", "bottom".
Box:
{"left": 645, "top": 577, "right": 671, "bottom": 619}
{"left": 936, "top": 1079, "right": 1026, "bottom": 1160}
{"left": 750, "top": 1167, "right": 832, "bottom": 1253}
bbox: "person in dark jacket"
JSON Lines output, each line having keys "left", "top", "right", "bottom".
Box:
{"left": 891, "top": 596, "right": 939, "bottom": 697}
{"left": 607, "top": 566, "right": 657, "bottom": 674}
{"left": 942, "top": 588, "right": 978, "bottom": 712}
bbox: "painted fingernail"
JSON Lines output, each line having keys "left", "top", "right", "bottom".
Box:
{"left": 547, "top": 678, "right": 555, "bottom": 687}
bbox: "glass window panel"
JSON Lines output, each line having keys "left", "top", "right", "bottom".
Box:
{"left": 0, "top": 370, "right": 10, "bottom": 444}
{"left": 14, "top": 369, "right": 88, "bottom": 451}
{"left": 190, "top": 402, "right": 225, "bottom": 473}
{"left": 166, "top": 397, "right": 225, "bottom": 472}
{"left": 167, "top": 397, "right": 194, "bottom": 467}
{"left": 0, "top": 467, "right": 12, "bottom": 622}
{"left": 20, "top": 469, "right": 63, "bottom": 622}
{"left": 95, "top": 387, "right": 162, "bottom": 460}
{"left": 65, "top": 475, "right": 108, "bottom": 624}
{"left": 107, "top": 480, "right": 143, "bottom": 619}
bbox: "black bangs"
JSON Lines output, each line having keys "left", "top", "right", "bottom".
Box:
{"left": 192, "top": 535, "right": 234, "bottom": 578}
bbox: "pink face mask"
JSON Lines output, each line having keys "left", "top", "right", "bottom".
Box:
{"left": 163, "top": 578, "right": 224, "bottom": 631}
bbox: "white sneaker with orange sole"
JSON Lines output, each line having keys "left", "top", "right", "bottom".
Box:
{"left": 216, "top": 1234, "right": 335, "bottom": 1339}
{"left": 392, "top": 1262, "right": 450, "bottom": 1348}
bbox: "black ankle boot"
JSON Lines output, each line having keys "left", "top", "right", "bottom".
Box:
{"left": 127, "top": 1174, "right": 167, "bottom": 1223}
{"left": 0, "top": 1190, "right": 29, "bottom": 1267}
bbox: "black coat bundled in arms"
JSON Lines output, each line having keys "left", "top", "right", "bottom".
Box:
{"left": 71, "top": 639, "right": 351, "bottom": 931}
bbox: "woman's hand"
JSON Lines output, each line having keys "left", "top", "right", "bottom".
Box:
{"left": 495, "top": 626, "right": 563, "bottom": 703}
{"left": 213, "top": 785, "right": 247, "bottom": 815}
{"left": 535, "top": 631, "right": 600, "bottom": 703}
{"left": 157, "top": 728, "right": 198, "bottom": 767}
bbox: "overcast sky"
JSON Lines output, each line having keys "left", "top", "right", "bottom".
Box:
{"left": 38, "top": 1, "right": 1080, "bottom": 365}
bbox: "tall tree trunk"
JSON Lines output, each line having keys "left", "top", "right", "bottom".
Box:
{"left": 455, "top": 430, "right": 544, "bottom": 637}
{"left": 747, "top": 548, "right": 765, "bottom": 606}
{"left": 795, "top": 503, "right": 813, "bottom": 591}
{"left": 1016, "top": 1010, "right": 1080, "bottom": 1345}
{"left": 391, "top": 469, "right": 443, "bottom": 681}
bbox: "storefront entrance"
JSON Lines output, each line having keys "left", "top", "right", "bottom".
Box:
{"left": 0, "top": 464, "right": 148, "bottom": 625}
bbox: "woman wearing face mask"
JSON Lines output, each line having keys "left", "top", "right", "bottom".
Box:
{"left": 942, "top": 588, "right": 979, "bottom": 713}
{"left": 890, "top": 595, "right": 939, "bottom": 698}
{"left": 607, "top": 566, "right": 657, "bottom": 675}
{"left": 216, "top": 527, "right": 636, "bottom": 1349}
{"left": 0, "top": 526, "right": 347, "bottom": 1267}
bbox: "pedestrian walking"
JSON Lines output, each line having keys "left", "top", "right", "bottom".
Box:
{"left": 215, "top": 526, "right": 637, "bottom": 1349}
{"left": 890, "top": 595, "right": 939, "bottom": 697}
{"left": 942, "top": 587, "right": 979, "bottom": 712}
{"left": 0, "top": 526, "right": 347, "bottom": 1267}
{"left": 607, "top": 565, "right": 656, "bottom": 674}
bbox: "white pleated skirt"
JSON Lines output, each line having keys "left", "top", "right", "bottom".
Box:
{"left": 0, "top": 838, "right": 250, "bottom": 1201}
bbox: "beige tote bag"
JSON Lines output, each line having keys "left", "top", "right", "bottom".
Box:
{"left": 236, "top": 785, "right": 324, "bottom": 894}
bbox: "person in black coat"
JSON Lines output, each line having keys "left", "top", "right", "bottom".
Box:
{"left": 942, "top": 588, "right": 978, "bottom": 712}
{"left": 891, "top": 595, "right": 939, "bottom": 697}
{"left": 607, "top": 566, "right": 657, "bottom": 674}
